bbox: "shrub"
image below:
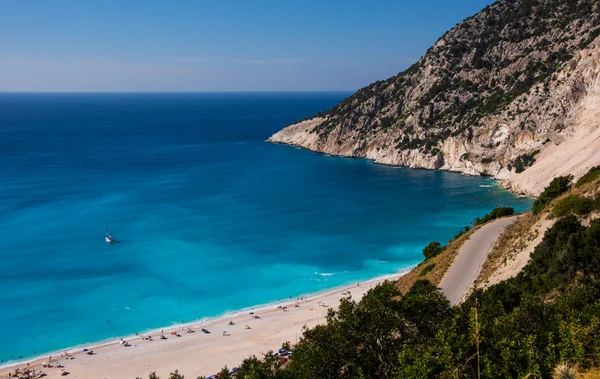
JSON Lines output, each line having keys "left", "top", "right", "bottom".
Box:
{"left": 573, "top": 197, "right": 594, "bottom": 215}
{"left": 422, "top": 242, "right": 444, "bottom": 260}
{"left": 513, "top": 150, "right": 540, "bottom": 173}
{"left": 453, "top": 225, "right": 470, "bottom": 240}
{"left": 419, "top": 263, "right": 436, "bottom": 277}
{"left": 552, "top": 195, "right": 593, "bottom": 217}
{"left": 532, "top": 175, "right": 573, "bottom": 214}
{"left": 575, "top": 166, "right": 600, "bottom": 187}
{"left": 475, "top": 207, "right": 515, "bottom": 225}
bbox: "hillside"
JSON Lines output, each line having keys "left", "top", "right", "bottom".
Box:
{"left": 475, "top": 167, "right": 600, "bottom": 290}
{"left": 269, "top": 0, "right": 600, "bottom": 196}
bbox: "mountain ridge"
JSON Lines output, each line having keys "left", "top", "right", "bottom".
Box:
{"left": 269, "top": 0, "right": 600, "bottom": 196}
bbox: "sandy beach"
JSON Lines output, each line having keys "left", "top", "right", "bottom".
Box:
{"left": 0, "top": 272, "right": 409, "bottom": 379}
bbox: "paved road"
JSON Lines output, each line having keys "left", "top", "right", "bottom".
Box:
{"left": 439, "top": 216, "right": 519, "bottom": 305}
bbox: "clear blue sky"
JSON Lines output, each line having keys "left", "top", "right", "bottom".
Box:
{"left": 0, "top": 1, "right": 493, "bottom": 92}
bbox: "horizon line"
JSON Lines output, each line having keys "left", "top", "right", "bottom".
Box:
{"left": 0, "top": 90, "right": 357, "bottom": 94}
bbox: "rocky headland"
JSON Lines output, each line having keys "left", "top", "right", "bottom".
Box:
{"left": 269, "top": 0, "right": 600, "bottom": 196}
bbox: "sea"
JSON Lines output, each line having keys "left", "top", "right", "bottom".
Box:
{"left": 0, "top": 92, "right": 532, "bottom": 363}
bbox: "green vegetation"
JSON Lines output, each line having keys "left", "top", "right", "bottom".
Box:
{"left": 139, "top": 371, "right": 187, "bottom": 379}
{"left": 552, "top": 194, "right": 594, "bottom": 217}
{"left": 474, "top": 207, "right": 515, "bottom": 225}
{"left": 314, "top": 118, "right": 339, "bottom": 138}
{"left": 422, "top": 241, "right": 444, "bottom": 260}
{"left": 578, "top": 27, "right": 600, "bottom": 49}
{"left": 378, "top": 115, "right": 395, "bottom": 129}
{"left": 532, "top": 175, "right": 573, "bottom": 214}
{"left": 575, "top": 166, "right": 600, "bottom": 188}
{"left": 453, "top": 225, "right": 471, "bottom": 240}
{"left": 419, "top": 263, "right": 436, "bottom": 277}
{"left": 513, "top": 150, "right": 540, "bottom": 173}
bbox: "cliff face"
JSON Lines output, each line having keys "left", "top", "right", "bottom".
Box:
{"left": 269, "top": 0, "right": 600, "bottom": 196}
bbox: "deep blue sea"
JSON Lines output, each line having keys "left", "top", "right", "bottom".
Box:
{"left": 0, "top": 92, "right": 532, "bottom": 362}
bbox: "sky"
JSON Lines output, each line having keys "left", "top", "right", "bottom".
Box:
{"left": 0, "top": 1, "right": 494, "bottom": 92}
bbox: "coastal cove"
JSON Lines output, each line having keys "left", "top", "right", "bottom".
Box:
{"left": 0, "top": 93, "right": 532, "bottom": 365}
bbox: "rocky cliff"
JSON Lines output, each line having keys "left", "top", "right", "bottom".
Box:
{"left": 269, "top": 0, "right": 600, "bottom": 196}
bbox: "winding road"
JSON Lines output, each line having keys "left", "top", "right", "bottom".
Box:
{"left": 439, "top": 216, "right": 519, "bottom": 305}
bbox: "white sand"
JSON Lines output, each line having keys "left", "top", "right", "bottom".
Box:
{"left": 0, "top": 273, "right": 408, "bottom": 379}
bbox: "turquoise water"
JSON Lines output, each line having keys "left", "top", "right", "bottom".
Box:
{"left": 0, "top": 93, "right": 532, "bottom": 362}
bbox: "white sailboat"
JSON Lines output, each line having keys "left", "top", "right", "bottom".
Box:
{"left": 105, "top": 220, "right": 116, "bottom": 244}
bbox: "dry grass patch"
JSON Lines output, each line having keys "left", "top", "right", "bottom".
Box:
{"left": 475, "top": 211, "right": 544, "bottom": 287}
{"left": 580, "top": 367, "right": 600, "bottom": 379}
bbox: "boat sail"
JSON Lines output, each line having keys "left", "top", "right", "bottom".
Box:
{"left": 105, "top": 220, "right": 115, "bottom": 243}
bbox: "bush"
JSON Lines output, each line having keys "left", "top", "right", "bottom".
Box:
{"left": 573, "top": 197, "right": 594, "bottom": 215}
{"left": 422, "top": 242, "right": 444, "bottom": 260}
{"left": 452, "top": 225, "right": 471, "bottom": 241}
{"left": 532, "top": 175, "right": 573, "bottom": 214}
{"left": 513, "top": 150, "right": 540, "bottom": 173}
{"left": 552, "top": 195, "right": 593, "bottom": 217}
{"left": 595, "top": 194, "right": 600, "bottom": 211}
{"left": 575, "top": 166, "right": 600, "bottom": 187}
{"left": 475, "top": 207, "right": 515, "bottom": 225}
{"left": 419, "top": 263, "right": 436, "bottom": 277}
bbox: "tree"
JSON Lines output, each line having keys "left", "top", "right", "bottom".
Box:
{"left": 422, "top": 242, "right": 444, "bottom": 260}
{"left": 217, "top": 367, "right": 232, "bottom": 379}
{"left": 235, "top": 354, "right": 283, "bottom": 379}
{"left": 532, "top": 175, "right": 573, "bottom": 214}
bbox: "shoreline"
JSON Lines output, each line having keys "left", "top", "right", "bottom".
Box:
{"left": 269, "top": 139, "right": 534, "bottom": 198}
{"left": 0, "top": 267, "right": 414, "bottom": 377}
